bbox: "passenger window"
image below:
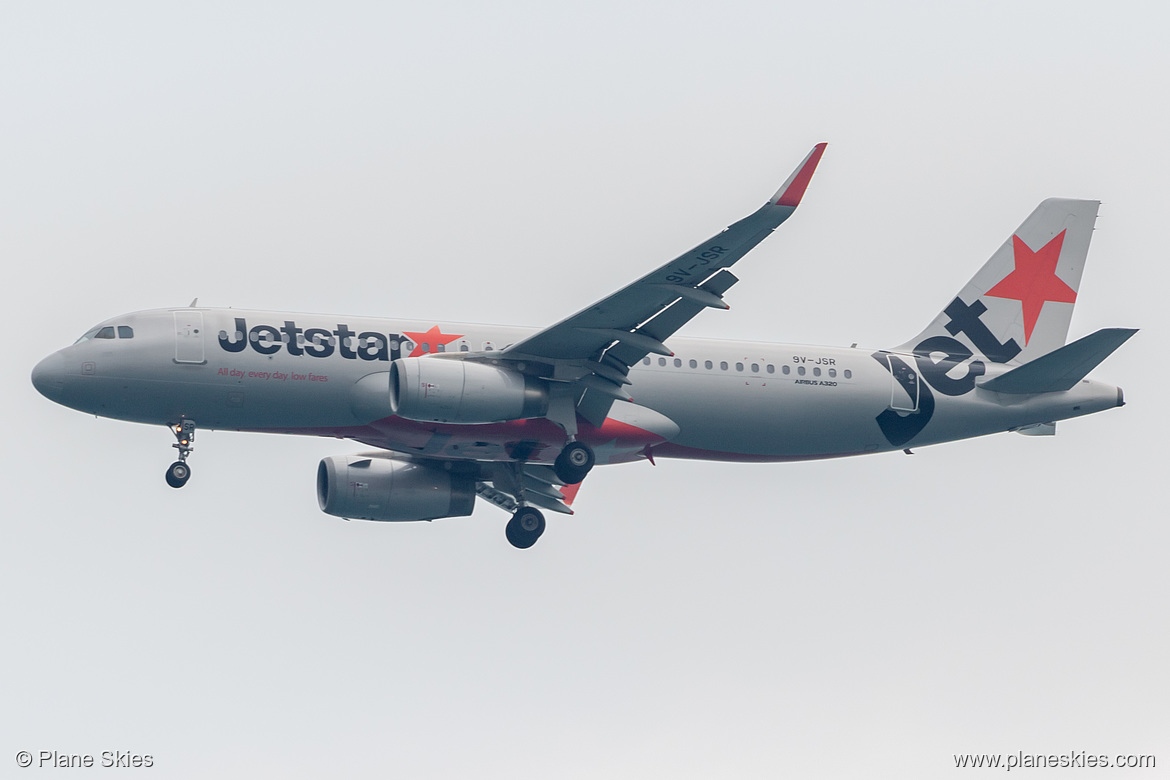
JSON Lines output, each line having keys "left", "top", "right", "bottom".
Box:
{"left": 828, "top": 368, "right": 836, "bottom": 377}
{"left": 751, "top": 363, "right": 759, "bottom": 373}
{"left": 766, "top": 364, "right": 774, "bottom": 374}
{"left": 117, "top": 326, "right": 134, "bottom": 339}
{"left": 437, "top": 343, "right": 446, "bottom": 352}
{"left": 704, "top": 360, "right": 713, "bottom": 370}
{"left": 813, "top": 367, "right": 821, "bottom": 377}
{"left": 459, "top": 344, "right": 469, "bottom": 352}
{"left": 403, "top": 341, "right": 415, "bottom": 352}
{"left": 844, "top": 369, "right": 852, "bottom": 379}
{"left": 673, "top": 358, "right": 682, "bottom": 367}
{"left": 658, "top": 357, "right": 666, "bottom": 366}
{"left": 735, "top": 362, "right": 744, "bottom": 372}
{"left": 689, "top": 359, "right": 697, "bottom": 368}
{"left": 421, "top": 342, "right": 430, "bottom": 353}
{"left": 95, "top": 326, "right": 115, "bottom": 339}
{"left": 797, "top": 366, "right": 806, "bottom": 376}
{"left": 720, "top": 361, "right": 728, "bottom": 371}
{"left": 782, "top": 365, "right": 791, "bottom": 375}
{"left": 643, "top": 357, "right": 651, "bottom": 365}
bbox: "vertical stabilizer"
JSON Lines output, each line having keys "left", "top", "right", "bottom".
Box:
{"left": 896, "top": 198, "right": 1099, "bottom": 365}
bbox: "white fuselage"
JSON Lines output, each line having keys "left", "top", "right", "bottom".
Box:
{"left": 32, "top": 307, "right": 1123, "bottom": 467}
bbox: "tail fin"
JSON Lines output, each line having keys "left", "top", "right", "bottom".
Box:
{"left": 896, "top": 198, "right": 1100, "bottom": 365}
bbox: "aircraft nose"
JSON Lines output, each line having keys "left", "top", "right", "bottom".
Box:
{"left": 31, "top": 351, "right": 68, "bottom": 402}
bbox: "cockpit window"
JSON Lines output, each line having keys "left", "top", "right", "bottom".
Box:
{"left": 75, "top": 324, "right": 134, "bottom": 343}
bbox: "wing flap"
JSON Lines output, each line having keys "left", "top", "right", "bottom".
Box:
{"left": 475, "top": 464, "right": 579, "bottom": 515}
{"left": 605, "top": 269, "right": 742, "bottom": 366}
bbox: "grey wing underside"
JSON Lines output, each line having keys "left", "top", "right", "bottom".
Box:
{"left": 498, "top": 143, "right": 827, "bottom": 426}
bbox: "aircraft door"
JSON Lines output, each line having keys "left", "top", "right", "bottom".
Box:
{"left": 174, "top": 310, "right": 206, "bottom": 364}
{"left": 886, "top": 354, "right": 919, "bottom": 412}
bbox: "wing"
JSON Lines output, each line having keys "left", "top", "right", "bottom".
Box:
{"left": 497, "top": 144, "right": 826, "bottom": 425}
{"left": 504, "top": 143, "right": 826, "bottom": 364}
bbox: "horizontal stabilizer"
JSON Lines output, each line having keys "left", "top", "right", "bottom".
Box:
{"left": 979, "top": 328, "right": 1137, "bottom": 395}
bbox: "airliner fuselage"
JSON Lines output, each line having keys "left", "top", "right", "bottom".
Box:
{"left": 33, "top": 307, "right": 1122, "bottom": 466}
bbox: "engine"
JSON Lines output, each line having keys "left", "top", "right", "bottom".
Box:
{"left": 389, "top": 357, "right": 549, "bottom": 423}
{"left": 316, "top": 455, "right": 475, "bottom": 522}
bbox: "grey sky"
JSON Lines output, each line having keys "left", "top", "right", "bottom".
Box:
{"left": 3, "top": 2, "right": 1167, "bottom": 777}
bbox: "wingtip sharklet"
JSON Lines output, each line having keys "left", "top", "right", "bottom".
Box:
{"left": 771, "top": 142, "right": 827, "bottom": 208}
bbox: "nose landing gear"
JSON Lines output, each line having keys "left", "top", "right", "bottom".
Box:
{"left": 166, "top": 419, "right": 196, "bottom": 488}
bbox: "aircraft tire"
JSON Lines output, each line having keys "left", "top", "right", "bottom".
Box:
{"left": 506, "top": 507, "right": 545, "bottom": 549}
{"left": 166, "top": 461, "right": 191, "bottom": 489}
{"left": 554, "top": 442, "right": 594, "bottom": 485}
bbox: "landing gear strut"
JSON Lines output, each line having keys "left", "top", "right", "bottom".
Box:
{"left": 166, "top": 419, "right": 196, "bottom": 488}
{"left": 554, "top": 441, "right": 594, "bottom": 485}
{"left": 506, "top": 506, "right": 546, "bottom": 549}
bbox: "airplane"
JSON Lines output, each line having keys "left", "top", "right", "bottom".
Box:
{"left": 30, "top": 144, "right": 1135, "bottom": 549}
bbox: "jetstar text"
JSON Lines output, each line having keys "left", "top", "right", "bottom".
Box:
{"left": 870, "top": 296, "right": 1021, "bottom": 447}
{"left": 218, "top": 318, "right": 406, "bottom": 361}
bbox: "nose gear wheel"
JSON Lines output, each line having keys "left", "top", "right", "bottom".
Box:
{"left": 165, "top": 460, "right": 191, "bottom": 488}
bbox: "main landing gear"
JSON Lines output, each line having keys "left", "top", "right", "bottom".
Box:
{"left": 165, "top": 419, "right": 196, "bottom": 488}
{"left": 506, "top": 506, "right": 546, "bottom": 549}
{"left": 499, "top": 458, "right": 549, "bottom": 549}
{"left": 554, "top": 441, "right": 594, "bottom": 485}
{"left": 502, "top": 442, "right": 591, "bottom": 548}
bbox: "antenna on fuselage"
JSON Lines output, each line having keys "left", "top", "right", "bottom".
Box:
{"left": 188, "top": 298, "right": 198, "bottom": 307}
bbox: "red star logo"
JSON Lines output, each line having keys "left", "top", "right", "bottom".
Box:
{"left": 403, "top": 325, "right": 464, "bottom": 357}
{"left": 984, "top": 230, "right": 1076, "bottom": 345}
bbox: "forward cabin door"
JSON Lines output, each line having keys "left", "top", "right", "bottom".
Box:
{"left": 174, "top": 310, "right": 206, "bottom": 364}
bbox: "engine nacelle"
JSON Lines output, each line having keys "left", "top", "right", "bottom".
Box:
{"left": 316, "top": 455, "right": 475, "bottom": 522}
{"left": 389, "top": 357, "right": 548, "bottom": 423}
